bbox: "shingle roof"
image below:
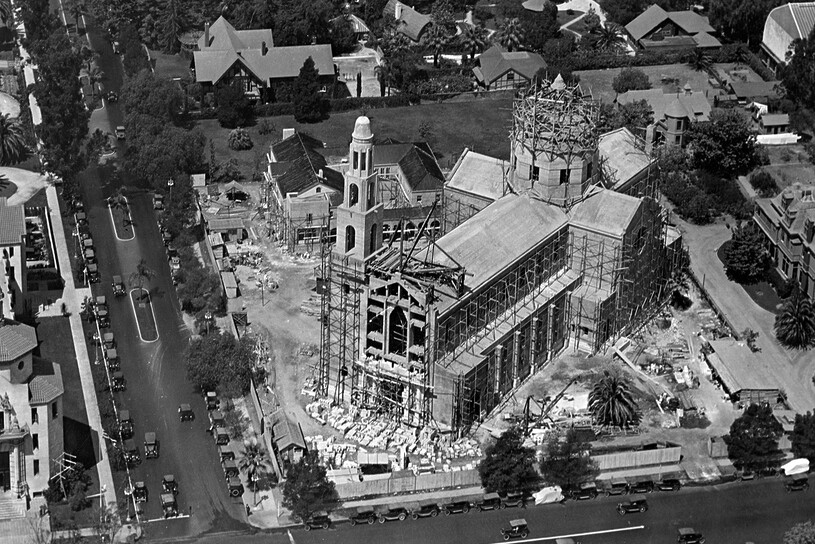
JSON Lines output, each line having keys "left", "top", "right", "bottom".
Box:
{"left": 430, "top": 193, "right": 568, "bottom": 291}
{"left": 0, "top": 197, "right": 25, "bottom": 246}
{"left": 194, "top": 44, "right": 334, "bottom": 84}
{"left": 0, "top": 319, "right": 38, "bottom": 361}
{"left": 728, "top": 80, "right": 782, "bottom": 100}
{"left": 29, "top": 359, "right": 64, "bottom": 405}
{"left": 769, "top": 2, "right": 815, "bottom": 41}
{"left": 475, "top": 45, "right": 547, "bottom": 85}
{"left": 270, "top": 133, "right": 344, "bottom": 195}
{"left": 692, "top": 31, "right": 722, "bottom": 48}
{"left": 568, "top": 188, "right": 642, "bottom": 238}
{"left": 616, "top": 88, "right": 711, "bottom": 122}
{"left": 330, "top": 13, "right": 370, "bottom": 34}
{"left": 384, "top": 0, "right": 432, "bottom": 41}
{"left": 375, "top": 142, "right": 444, "bottom": 192}
{"left": 207, "top": 217, "right": 246, "bottom": 231}
{"left": 626, "top": 4, "right": 715, "bottom": 41}
{"left": 270, "top": 409, "right": 306, "bottom": 452}
{"left": 198, "top": 16, "right": 273, "bottom": 51}
{"left": 667, "top": 10, "right": 715, "bottom": 35}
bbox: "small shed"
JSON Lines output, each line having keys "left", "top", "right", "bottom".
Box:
{"left": 269, "top": 409, "right": 307, "bottom": 466}
{"left": 207, "top": 217, "right": 246, "bottom": 241}
{"left": 221, "top": 271, "right": 239, "bottom": 299}
{"left": 759, "top": 113, "right": 791, "bottom": 135}
{"left": 705, "top": 339, "right": 781, "bottom": 405}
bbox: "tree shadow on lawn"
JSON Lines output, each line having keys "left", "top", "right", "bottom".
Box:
{"left": 716, "top": 242, "right": 783, "bottom": 313}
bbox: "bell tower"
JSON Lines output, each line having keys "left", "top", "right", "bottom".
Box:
{"left": 335, "top": 116, "right": 383, "bottom": 262}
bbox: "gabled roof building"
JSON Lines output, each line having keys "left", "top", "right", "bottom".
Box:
{"left": 625, "top": 4, "right": 720, "bottom": 50}
{"left": 760, "top": 2, "right": 815, "bottom": 75}
{"left": 384, "top": 0, "right": 432, "bottom": 41}
{"left": 473, "top": 46, "right": 547, "bottom": 90}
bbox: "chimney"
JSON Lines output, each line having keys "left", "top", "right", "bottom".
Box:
{"left": 318, "top": 168, "right": 324, "bottom": 179}
{"left": 204, "top": 22, "right": 210, "bottom": 48}
{"left": 262, "top": 41, "right": 268, "bottom": 56}
{"left": 282, "top": 128, "right": 296, "bottom": 140}
{"left": 395, "top": 2, "right": 402, "bottom": 19}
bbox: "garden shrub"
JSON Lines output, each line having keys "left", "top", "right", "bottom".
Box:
{"left": 228, "top": 128, "right": 253, "bottom": 151}
{"left": 749, "top": 171, "right": 779, "bottom": 197}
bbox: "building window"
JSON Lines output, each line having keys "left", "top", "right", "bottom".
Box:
{"left": 586, "top": 161, "right": 593, "bottom": 180}
{"left": 416, "top": 195, "right": 422, "bottom": 203}
{"left": 33, "top": 434, "right": 39, "bottom": 450}
{"left": 360, "top": 151, "right": 367, "bottom": 171}
{"left": 51, "top": 402, "right": 58, "bottom": 419}
{"left": 529, "top": 165, "right": 540, "bottom": 182}
{"left": 559, "top": 168, "right": 571, "bottom": 185}
{"left": 306, "top": 213, "right": 313, "bottom": 223}
{"left": 388, "top": 308, "right": 408, "bottom": 357}
{"left": 353, "top": 151, "right": 358, "bottom": 169}
{"left": 370, "top": 224, "right": 378, "bottom": 255}
{"left": 315, "top": 187, "right": 321, "bottom": 193}
{"left": 349, "top": 183, "right": 359, "bottom": 207}
{"left": 782, "top": 256, "right": 790, "bottom": 276}
{"left": 507, "top": 72, "right": 514, "bottom": 81}
{"left": 31, "top": 408, "right": 38, "bottom": 425}
{"left": 345, "top": 226, "right": 356, "bottom": 252}
{"left": 675, "top": 135, "right": 682, "bottom": 145}
{"left": 34, "top": 460, "right": 40, "bottom": 476}
{"left": 0, "top": 411, "right": 4, "bottom": 432}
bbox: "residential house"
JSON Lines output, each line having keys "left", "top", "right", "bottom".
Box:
{"left": 754, "top": 182, "right": 815, "bottom": 298}
{"left": 760, "top": 2, "right": 815, "bottom": 76}
{"left": 330, "top": 13, "right": 370, "bottom": 42}
{"left": 192, "top": 16, "right": 335, "bottom": 102}
{"left": 625, "top": 4, "right": 721, "bottom": 51}
{"left": 473, "top": 45, "right": 547, "bottom": 90}
{"left": 759, "top": 113, "right": 791, "bottom": 134}
{"left": 0, "top": 314, "right": 64, "bottom": 517}
{"left": 268, "top": 409, "right": 306, "bottom": 472}
{"left": 205, "top": 217, "right": 247, "bottom": 242}
{"left": 384, "top": 0, "right": 431, "bottom": 42}
{"left": 616, "top": 85, "right": 712, "bottom": 148}
{"left": 726, "top": 80, "right": 782, "bottom": 105}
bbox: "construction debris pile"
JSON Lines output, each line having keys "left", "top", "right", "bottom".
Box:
{"left": 305, "top": 399, "right": 483, "bottom": 473}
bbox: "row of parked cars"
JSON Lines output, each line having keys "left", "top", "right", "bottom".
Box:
{"left": 200, "top": 392, "right": 246, "bottom": 499}
{"left": 568, "top": 477, "right": 682, "bottom": 500}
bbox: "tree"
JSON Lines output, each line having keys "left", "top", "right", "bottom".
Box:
{"left": 688, "top": 48, "right": 712, "bottom": 72}
{"left": 160, "top": 0, "right": 184, "bottom": 54}
{"left": 459, "top": 23, "right": 488, "bottom": 61}
{"left": 612, "top": 67, "right": 651, "bottom": 94}
{"left": 791, "top": 412, "right": 815, "bottom": 463}
{"left": 775, "top": 287, "right": 815, "bottom": 350}
{"left": 599, "top": 0, "right": 648, "bottom": 26}
{"left": 421, "top": 23, "right": 451, "bottom": 68}
{"left": 231, "top": 0, "right": 277, "bottom": 30}
{"left": 781, "top": 26, "right": 815, "bottom": 110}
{"left": 239, "top": 437, "right": 271, "bottom": 503}
{"left": 121, "top": 70, "right": 185, "bottom": 125}
{"left": 185, "top": 332, "right": 256, "bottom": 396}
{"left": 292, "top": 56, "right": 327, "bottom": 123}
{"left": 0, "top": 0, "right": 11, "bottom": 25}
{"left": 785, "top": 521, "right": 815, "bottom": 544}
{"left": 228, "top": 128, "right": 253, "bottom": 150}
{"left": 216, "top": 82, "right": 253, "bottom": 128}
{"left": 65, "top": 0, "right": 88, "bottom": 28}
{"left": 709, "top": 0, "right": 782, "bottom": 49}
{"left": 497, "top": 18, "right": 524, "bottom": 52}
{"left": 20, "top": 0, "right": 59, "bottom": 44}
{"left": 519, "top": 4, "right": 560, "bottom": 52}
{"left": 85, "top": 128, "right": 109, "bottom": 164}
{"left": 107, "top": 190, "right": 130, "bottom": 228}
{"left": 588, "top": 371, "right": 640, "bottom": 428}
{"left": 590, "top": 23, "right": 626, "bottom": 53}
{"left": 87, "top": 64, "right": 104, "bottom": 98}
{"left": 0, "top": 114, "right": 30, "bottom": 166}
{"left": 749, "top": 171, "right": 779, "bottom": 197}
{"left": 273, "top": 0, "right": 332, "bottom": 47}
{"left": 130, "top": 258, "right": 156, "bottom": 295}
{"left": 163, "top": 174, "right": 196, "bottom": 237}
{"left": 613, "top": 100, "right": 654, "bottom": 135}
{"left": 282, "top": 451, "right": 338, "bottom": 522}
{"left": 330, "top": 15, "right": 358, "bottom": 56}
{"left": 374, "top": 62, "right": 390, "bottom": 97}
{"left": 723, "top": 222, "right": 770, "bottom": 283}
{"left": 356, "top": 72, "right": 362, "bottom": 98}
{"left": 539, "top": 428, "right": 599, "bottom": 490}
{"left": 478, "top": 428, "right": 540, "bottom": 495}
{"left": 120, "top": 25, "right": 150, "bottom": 76}
{"left": 686, "top": 109, "right": 760, "bottom": 175}
{"left": 725, "top": 403, "right": 783, "bottom": 471}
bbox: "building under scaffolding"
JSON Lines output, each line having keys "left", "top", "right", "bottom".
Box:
{"left": 318, "top": 81, "right": 684, "bottom": 434}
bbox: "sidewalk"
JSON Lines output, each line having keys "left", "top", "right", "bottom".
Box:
{"left": 46, "top": 186, "right": 117, "bottom": 508}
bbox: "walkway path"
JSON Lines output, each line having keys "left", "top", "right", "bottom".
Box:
{"left": 46, "top": 186, "right": 117, "bottom": 509}
{"left": 679, "top": 219, "right": 815, "bottom": 412}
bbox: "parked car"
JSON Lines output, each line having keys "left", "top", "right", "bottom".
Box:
{"left": 115, "top": 125, "right": 126, "bottom": 140}
{"left": 377, "top": 507, "right": 409, "bottom": 523}
{"left": 118, "top": 410, "right": 134, "bottom": 439}
{"left": 628, "top": 479, "right": 654, "bottom": 494}
{"left": 476, "top": 492, "right": 503, "bottom": 511}
{"left": 205, "top": 391, "right": 219, "bottom": 410}
{"left": 107, "top": 91, "right": 118, "bottom": 103}
{"left": 349, "top": 506, "right": 377, "bottom": 526}
{"left": 785, "top": 473, "right": 810, "bottom": 492}
{"left": 178, "top": 404, "right": 194, "bottom": 421}
{"left": 86, "top": 263, "right": 100, "bottom": 283}
{"left": 617, "top": 494, "right": 648, "bottom": 515}
{"left": 657, "top": 478, "right": 682, "bottom": 491}
{"left": 677, "top": 527, "right": 705, "bottom": 543}
{"left": 604, "top": 478, "right": 629, "bottom": 496}
{"left": 500, "top": 519, "right": 529, "bottom": 541}
{"left": 112, "top": 275, "right": 125, "bottom": 296}
{"left": 408, "top": 502, "right": 440, "bottom": 519}
{"left": 123, "top": 439, "right": 141, "bottom": 466}
{"left": 500, "top": 491, "right": 530, "bottom": 508}
{"left": 162, "top": 474, "right": 178, "bottom": 495}
{"left": 441, "top": 500, "right": 471, "bottom": 515}
{"left": 111, "top": 371, "right": 126, "bottom": 392}
{"left": 218, "top": 445, "right": 235, "bottom": 462}
{"left": 569, "top": 482, "right": 598, "bottom": 500}
{"left": 222, "top": 459, "right": 239, "bottom": 479}
{"left": 132, "top": 482, "right": 148, "bottom": 503}
{"left": 144, "top": 432, "right": 159, "bottom": 459}
{"left": 161, "top": 493, "right": 178, "bottom": 518}
{"left": 153, "top": 193, "right": 164, "bottom": 210}
{"left": 105, "top": 348, "right": 119, "bottom": 371}
{"left": 304, "top": 511, "right": 331, "bottom": 531}
{"left": 227, "top": 477, "right": 243, "bottom": 497}
{"left": 213, "top": 427, "right": 229, "bottom": 446}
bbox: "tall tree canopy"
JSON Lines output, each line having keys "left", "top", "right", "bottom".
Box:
{"left": 686, "top": 109, "right": 761, "bottom": 175}
{"left": 282, "top": 452, "right": 338, "bottom": 522}
{"left": 612, "top": 68, "right": 651, "bottom": 94}
{"left": 273, "top": 0, "right": 333, "bottom": 46}
{"left": 785, "top": 521, "right": 815, "bottom": 544}
{"left": 185, "top": 332, "right": 256, "bottom": 396}
{"left": 775, "top": 287, "right": 815, "bottom": 350}
{"left": 791, "top": 412, "right": 815, "bottom": 464}
{"left": 723, "top": 222, "right": 771, "bottom": 284}
{"left": 293, "top": 56, "right": 327, "bottom": 123}
{"left": 708, "top": 0, "right": 783, "bottom": 48}
{"left": 539, "top": 429, "right": 599, "bottom": 490}
{"left": 588, "top": 371, "right": 640, "bottom": 428}
{"left": 781, "top": 26, "right": 815, "bottom": 110}
{"left": 478, "top": 428, "right": 541, "bottom": 495}
{"left": 725, "top": 403, "right": 783, "bottom": 471}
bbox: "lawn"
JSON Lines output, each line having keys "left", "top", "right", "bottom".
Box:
{"left": 576, "top": 63, "right": 713, "bottom": 104}
{"left": 130, "top": 289, "right": 158, "bottom": 342}
{"left": 759, "top": 144, "right": 815, "bottom": 189}
{"left": 150, "top": 50, "right": 192, "bottom": 81}
{"left": 198, "top": 98, "right": 514, "bottom": 180}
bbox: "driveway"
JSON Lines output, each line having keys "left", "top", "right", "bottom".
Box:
{"left": 679, "top": 218, "right": 815, "bottom": 412}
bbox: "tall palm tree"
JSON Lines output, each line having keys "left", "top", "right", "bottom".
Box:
{"left": 688, "top": 48, "right": 712, "bottom": 72}
{"left": 0, "top": 0, "right": 12, "bottom": 26}
{"left": 0, "top": 114, "right": 29, "bottom": 166}
{"left": 421, "top": 24, "right": 451, "bottom": 68}
{"left": 239, "top": 437, "right": 271, "bottom": 505}
{"left": 775, "top": 287, "right": 815, "bottom": 349}
{"left": 588, "top": 371, "right": 639, "bottom": 428}
{"left": 130, "top": 258, "right": 156, "bottom": 297}
{"left": 373, "top": 61, "right": 391, "bottom": 97}
{"left": 591, "top": 23, "right": 626, "bottom": 53}
{"left": 88, "top": 64, "right": 104, "bottom": 98}
{"left": 497, "top": 18, "right": 524, "bottom": 52}
{"left": 459, "top": 23, "right": 488, "bottom": 61}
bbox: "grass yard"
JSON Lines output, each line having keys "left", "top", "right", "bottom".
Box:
{"left": 576, "top": 63, "right": 713, "bottom": 104}
{"left": 759, "top": 144, "right": 815, "bottom": 189}
{"left": 130, "top": 289, "right": 159, "bottom": 342}
{"left": 150, "top": 50, "right": 192, "bottom": 81}
{"left": 557, "top": 10, "right": 584, "bottom": 27}
{"left": 198, "top": 98, "right": 514, "bottom": 179}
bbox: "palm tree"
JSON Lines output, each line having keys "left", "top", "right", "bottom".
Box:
{"left": 107, "top": 190, "right": 129, "bottom": 225}
{"left": 0, "top": 114, "right": 29, "bottom": 166}
{"left": 87, "top": 64, "right": 104, "bottom": 98}
{"left": 497, "top": 18, "right": 524, "bottom": 52}
{"left": 0, "top": 0, "right": 12, "bottom": 26}
{"left": 459, "top": 23, "right": 488, "bottom": 61}
{"left": 421, "top": 24, "right": 451, "bottom": 68}
{"left": 66, "top": 0, "right": 87, "bottom": 29}
{"left": 591, "top": 23, "right": 626, "bottom": 53}
{"left": 775, "top": 287, "right": 815, "bottom": 349}
{"left": 239, "top": 437, "right": 271, "bottom": 505}
{"left": 130, "top": 258, "right": 156, "bottom": 298}
{"left": 373, "top": 61, "right": 391, "bottom": 97}
{"left": 688, "top": 48, "right": 712, "bottom": 72}
{"left": 588, "top": 371, "right": 639, "bottom": 428}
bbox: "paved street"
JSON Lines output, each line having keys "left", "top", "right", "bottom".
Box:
{"left": 158, "top": 478, "right": 810, "bottom": 544}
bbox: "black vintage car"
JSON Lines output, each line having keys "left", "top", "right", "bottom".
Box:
{"left": 657, "top": 478, "right": 682, "bottom": 491}
{"left": 677, "top": 527, "right": 706, "bottom": 543}
{"left": 408, "top": 502, "right": 440, "bottom": 519}
{"left": 501, "top": 519, "right": 529, "bottom": 541}
{"left": 304, "top": 511, "right": 331, "bottom": 531}
{"left": 477, "top": 492, "right": 504, "bottom": 511}
{"left": 377, "top": 507, "right": 409, "bottom": 523}
{"left": 628, "top": 480, "right": 654, "bottom": 494}
{"left": 118, "top": 410, "right": 134, "bottom": 439}
{"left": 178, "top": 404, "right": 194, "bottom": 421}
{"left": 132, "top": 481, "right": 148, "bottom": 503}
{"left": 162, "top": 474, "right": 178, "bottom": 495}
{"left": 604, "top": 478, "right": 629, "bottom": 496}
{"left": 349, "top": 506, "right": 376, "bottom": 526}
{"left": 500, "top": 491, "right": 530, "bottom": 508}
{"left": 569, "top": 482, "right": 598, "bottom": 500}
{"left": 617, "top": 494, "right": 648, "bottom": 515}
{"left": 441, "top": 500, "right": 472, "bottom": 515}
{"left": 785, "top": 473, "right": 810, "bottom": 492}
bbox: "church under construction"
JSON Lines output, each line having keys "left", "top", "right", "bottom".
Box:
{"left": 318, "top": 78, "right": 685, "bottom": 434}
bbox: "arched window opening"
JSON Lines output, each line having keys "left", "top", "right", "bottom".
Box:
{"left": 370, "top": 223, "right": 378, "bottom": 254}
{"left": 349, "top": 184, "right": 359, "bottom": 207}
{"left": 345, "top": 225, "right": 356, "bottom": 252}
{"left": 389, "top": 308, "right": 408, "bottom": 357}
